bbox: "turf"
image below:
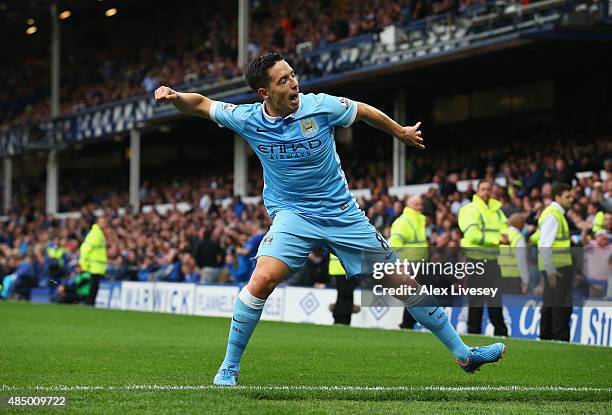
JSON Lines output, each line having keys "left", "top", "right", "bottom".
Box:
{"left": 1, "top": 302, "right": 610, "bottom": 414}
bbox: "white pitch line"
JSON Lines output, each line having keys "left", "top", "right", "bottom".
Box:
{"left": 1, "top": 385, "right": 611, "bottom": 393}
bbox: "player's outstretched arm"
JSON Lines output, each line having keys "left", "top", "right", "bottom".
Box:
{"left": 355, "top": 102, "right": 424, "bottom": 149}
{"left": 154, "top": 86, "right": 213, "bottom": 120}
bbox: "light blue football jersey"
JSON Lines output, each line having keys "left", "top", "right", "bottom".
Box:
{"left": 210, "top": 93, "right": 360, "bottom": 221}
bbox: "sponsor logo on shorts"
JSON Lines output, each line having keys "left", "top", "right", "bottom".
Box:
{"left": 262, "top": 235, "right": 274, "bottom": 246}
{"left": 338, "top": 97, "right": 349, "bottom": 109}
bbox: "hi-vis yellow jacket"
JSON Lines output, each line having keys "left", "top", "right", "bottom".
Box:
{"left": 328, "top": 254, "right": 345, "bottom": 276}
{"left": 498, "top": 227, "right": 523, "bottom": 278}
{"left": 537, "top": 204, "right": 572, "bottom": 271}
{"left": 79, "top": 224, "right": 107, "bottom": 275}
{"left": 592, "top": 211, "right": 605, "bottom": 233}
{"left": 388, "top": 207, "right": 428, "bottom": 261}
{"left": 459, "top": 195, "right": 508, "bottom": 260}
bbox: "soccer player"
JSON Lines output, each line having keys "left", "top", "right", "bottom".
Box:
{"left": 154, "top": 53, "right": 505, "bottom": 386}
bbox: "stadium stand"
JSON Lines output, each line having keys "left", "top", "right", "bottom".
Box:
{"left": 1, "top": 0, "right": 416, "bottom": 126}
{"left": 3, "top": 2, "right": 612, "bottom": 411}
{"left": 1, "top": 0, "right": 611, "bottom": 306}
{"left": 3, "top": 0, "right": 591, "bottom": 127}
{"left": 1, "top": 145, "right": 610, "bottom": 301}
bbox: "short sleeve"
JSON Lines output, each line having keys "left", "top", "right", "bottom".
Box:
{"left": 210, "top": 101, "right": 249, "bottom": 132}
{"left": 317, "top": 93, "right": 358, "bottom": 128}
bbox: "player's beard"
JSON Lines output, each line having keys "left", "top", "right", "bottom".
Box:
{"left": 267, "top": 91, "right": 298, "bottom": 117}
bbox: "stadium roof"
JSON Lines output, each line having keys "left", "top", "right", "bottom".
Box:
{"left": 0, "top": 0, "right": 158, "bottom": 32}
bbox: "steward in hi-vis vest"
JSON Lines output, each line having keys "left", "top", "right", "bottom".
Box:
{"left": 328, "top": 253, "right": 359, "bottom": 325}
{"left": 537, "top": 183, "right": 574, "bottom": 342}
{"left": 79, "top": 217, "right": 108, "bottom": 306}
{"left": 389, "top": 196, "right": 429, "bottom": 330}
{"left": 498, "top": 213, "right": 530, "bottom": 294}
{"left": 458, "top": 180, "right": 508, "bottom": 336}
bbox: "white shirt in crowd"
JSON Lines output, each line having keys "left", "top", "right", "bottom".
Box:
{"left": 539, "top": 201, "right": 565, "bottom": 275}
{"left": 199, "top": 194, "right": 212, "bottom": 212}
{"left": 509, "top": 225, "right": 530, "bottom": 285}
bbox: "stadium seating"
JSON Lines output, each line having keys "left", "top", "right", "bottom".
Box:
{"left": 1, "top": 141, "right": 610, "bottom": 302}
{"left": 2, "top": 0, "right": 588, "bottom": 128}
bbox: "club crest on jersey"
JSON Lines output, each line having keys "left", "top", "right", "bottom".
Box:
{"left": 299, "top": 118, "right": 319, "bottom": 137}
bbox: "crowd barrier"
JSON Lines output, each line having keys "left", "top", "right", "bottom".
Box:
{"left": 95, "top": 281, "right": 612, "bottom": 347}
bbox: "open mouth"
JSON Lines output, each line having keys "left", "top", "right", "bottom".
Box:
{"left": 289, "top": 93, "right": 299, "bottom": 105}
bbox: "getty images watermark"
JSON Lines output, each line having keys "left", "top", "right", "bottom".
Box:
{"left": 370, "top": 259, "right": 500, "bottom": 298}
{"left": 359, "top": 246, "right": 601, "bottom": 308}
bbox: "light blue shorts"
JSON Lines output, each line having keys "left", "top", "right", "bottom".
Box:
{"left": 256, "top": 209, "right": 396, "bottom": 277}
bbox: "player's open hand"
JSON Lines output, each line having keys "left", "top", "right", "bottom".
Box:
{"left": 154, "top": 86, "right": 179, "bottom": 103}
{"left": 397, "top": 122, "right": 424, "bottom": 149}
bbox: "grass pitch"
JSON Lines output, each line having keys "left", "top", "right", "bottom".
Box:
{"left": 1, "top": 302, "right": 611, "bottom": 414}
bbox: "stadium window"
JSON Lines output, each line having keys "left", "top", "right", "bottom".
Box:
{"left": 470, "top": 87, "right": 510, "bottom": 119}
{"left": 471, "top": 81, "right": 555, "bottom": 119}
{"left": 512, "top": 81, "right": 554, "bottom": 112}
{"left": 433, "top": 94, "right": 469, "bottom": 123}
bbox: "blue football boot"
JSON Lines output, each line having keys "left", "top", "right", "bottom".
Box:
{"left": 457, "top": 342, "right": 506, "bottom": 373}
{"left": 213, "top": 366, "right": 239, "bottom": 386}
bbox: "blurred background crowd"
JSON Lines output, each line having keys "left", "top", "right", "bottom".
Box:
{"left": 2, "top": 0, "right": 495, "bottom": 127}
{"left": 1, "top": 0, "right": 610, "bottom": 304}
{"left": 1, "top": 142, "right": 610, "bottom": 302}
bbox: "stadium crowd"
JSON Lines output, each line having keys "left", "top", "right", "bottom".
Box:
{"left": 1, "top": 140, "right": 610, "bottom": 302}
{"left": 0, "top": 0, "right": 609, "bottom": 304}
{"left": 8, "top": 128, "right": 610, "bottom": 211}
{"left": 2, "top": 0, "right": 490, "bottom": 127}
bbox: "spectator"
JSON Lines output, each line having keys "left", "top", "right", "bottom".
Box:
{"left": 54, "top": 265, "right": 92, "bottom": 304}
{"left": 231, "top": 196, "right": 247, "bottom": 220}
{"left": 142, "top": 71, "right": 160, "bottom": 94}
{"left": 11, "top": 251, "right": 40, "bottom": 300}
{"left": 369, "top": 200, "right": 388, "bottom": 232}
{"left": 585, "top": 230, "right": 612, "bottom": 297}
{"left": 553, "top": 158, "right": 576, "bottom": 186}
{"left": 226, "top": 251, "right": 252, "bottom": 284}
{"left": 193, "top": 228, "right": 225, "bottom": 283}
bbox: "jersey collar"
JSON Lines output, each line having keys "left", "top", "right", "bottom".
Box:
{"left": 262, "top": 94, "right": 303, "bottom": 122}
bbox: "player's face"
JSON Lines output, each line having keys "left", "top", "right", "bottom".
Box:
{"left": 263, "top": 60, "right": 299, "bottom": 115}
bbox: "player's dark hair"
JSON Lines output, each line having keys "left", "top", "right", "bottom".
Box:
{"left": 245, "top": 52, "right": 284, "bottom": 91}
{"left": 552, "top": 183, "right": 571, "bottom": 199}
